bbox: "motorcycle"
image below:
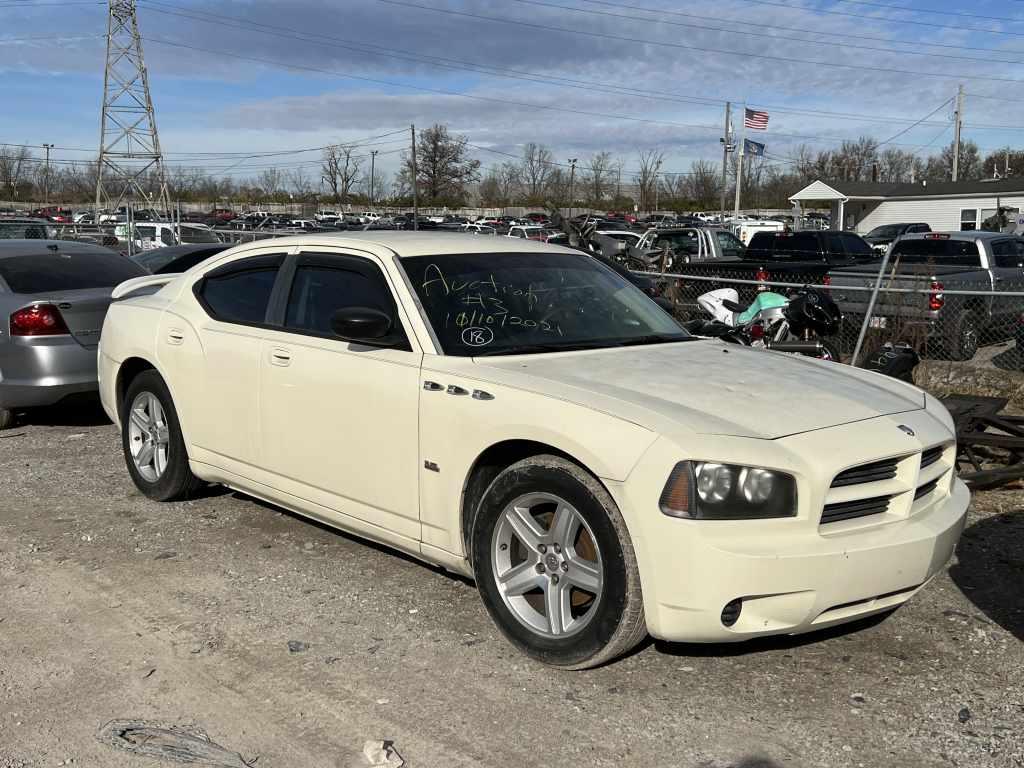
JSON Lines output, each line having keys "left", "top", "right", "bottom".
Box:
{"left": 684, "top": 286, "right": 842, "bottom": 362}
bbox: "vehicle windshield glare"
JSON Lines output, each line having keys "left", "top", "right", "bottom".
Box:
{"left": 401, "top": 252, "right": 689, "bottom": 356}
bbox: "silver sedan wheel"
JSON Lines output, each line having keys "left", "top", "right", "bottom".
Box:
{"left": 127, "top": 391, "right": 170, "bottom": 483}
{"left": 491, "top": 493, "right": 604, "bottom": 638}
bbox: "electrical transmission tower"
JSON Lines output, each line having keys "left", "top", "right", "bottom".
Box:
{"left": 95, "top": 0, "right": 171, "bottom": 217}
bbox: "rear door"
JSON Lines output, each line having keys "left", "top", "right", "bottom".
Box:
{"left": 988, "top": 239, "right": 1024, "bottom": 325}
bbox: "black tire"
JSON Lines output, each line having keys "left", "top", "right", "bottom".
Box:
{"left": 0, "top": 408, "right": 14, "bottom": 430}
{"left": 817, "top": 338, "right": 842, "bottom": 363}
{"left": 471, "top": 455, "right": 646, "bottom": 670}
{"left": 944, "top": 310, "right": 980, "bottom": 362}
{"left": 121, "top": 370, "right": 203, "bottom": 502}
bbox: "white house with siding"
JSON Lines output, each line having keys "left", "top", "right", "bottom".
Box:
{"left": 789, "top": 178, "right": 1024, "bottom": 234}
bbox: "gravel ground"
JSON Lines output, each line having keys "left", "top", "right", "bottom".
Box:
{"left": 1, "top": 402, "right": 1021, "bottom": 768}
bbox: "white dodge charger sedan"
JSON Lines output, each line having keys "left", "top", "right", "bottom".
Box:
{"left": 98, "top": 232, "right": 969, "bottom": 669}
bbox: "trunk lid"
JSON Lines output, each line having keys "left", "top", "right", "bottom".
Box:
{"left": 24, "top": 287, "right": 114, "bottom": 349}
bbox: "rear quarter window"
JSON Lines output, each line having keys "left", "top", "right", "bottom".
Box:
{"left": 0, "top": 250, "right": 146, "bottom": 293}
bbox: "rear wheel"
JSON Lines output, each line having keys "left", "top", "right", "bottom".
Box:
{"left": 944, "top": 310, "right": 980, "bottom": 361}
{"left": 121, "top": 370, "right": 203, "bottom": 501}
{"left": 471, "top": 455, "right": 646, "bottom": 669}
{"left": 817, "top": 338, "right": 842, "bottom": 363}
{"left": 0, "top": 408, "right": 14, "bottom": 430}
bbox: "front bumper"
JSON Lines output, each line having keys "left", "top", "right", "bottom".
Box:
{"left": 0, "top": 336, "right": 99, "bottom": 409}
{"left": 615, "top": 408, "right": 969, "bottom": 643}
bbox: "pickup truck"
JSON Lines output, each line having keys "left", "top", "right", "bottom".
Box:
{"left": 661, "top": 229, "right": 877, "bottom": 315}
{"left": 829, "top": 231, "right": 1024, "bottom": 361}
{"left": 616, "top": 226, "right": 746, "bottom": 270}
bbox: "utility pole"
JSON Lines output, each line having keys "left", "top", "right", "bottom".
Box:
{"left": 410, "top": 124, "right": 418, "bottom": 230}
{"left": 96, "top": 0, "right": 171, "bottom": 219}
{"left": 733, "top": 104, "right": 747, "bottom": 220}
{"left": 42, "top": 143, "right": 53, "bottom": 206}
{"left": 720, "top": 101, "right": 731, "bottom": 222}
{"left": 567, "top": 158, "right": 578, "bottom": 220}
{"left": 369, "top": 149, "right": 378, "bottom": 209}
{"left": 951, "top": 84, "right": 964, "bottom": 183}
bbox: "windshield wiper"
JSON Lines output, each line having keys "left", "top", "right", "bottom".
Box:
{"left": 614, "top": 333, "right": 691, "bottom": 347}
{"left": 473, "top": 342, "right": 609, "bottom": 357}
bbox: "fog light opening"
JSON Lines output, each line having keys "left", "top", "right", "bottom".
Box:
{"left": 721, "top": 598, "right": 743, "bottom": 627}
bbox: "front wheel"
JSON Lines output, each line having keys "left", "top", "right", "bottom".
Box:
{"left": 121, "top": 370, "right": 203, "bottom": 501}
{"left": 471, "top": 455, "right": 646, "bottom": 669}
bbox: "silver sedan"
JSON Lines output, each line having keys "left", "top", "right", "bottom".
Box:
{"left": 0, "top": 239, "right": 146, "bottom": 429}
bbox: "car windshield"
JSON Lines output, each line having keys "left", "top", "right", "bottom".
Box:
{"left": 866, "top": 224, "right": 903, "bottom": 239}
{"left": 401, "top": 252, "right": 689, "bottom": 356}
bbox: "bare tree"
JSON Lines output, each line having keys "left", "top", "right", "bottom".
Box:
{"left": 398, "top": 124, "right": 480, "bottom": 204}
{"left": 321, "top": 145, "right": 362, "bottom": 204}
{"left": 0, "top": 145, "right": 32, "bottom": 199}
{"left": 256, "top": 168, "right": 284, "bottom": 202}
{"left": 634, "top": 149, "right": 664, "bottom": 212}
{"left": 287, "top": 167, "right": 315, "bottom": 200}
{"left": 584, "top": 151, "right": 613, "bottom": 205}
{"left": 519, "top": 142, "right": 554, "bottom": 203}
{"left": 684, "top": 160, "right": 720, "bottom": 210}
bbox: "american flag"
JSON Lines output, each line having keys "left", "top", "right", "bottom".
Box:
{"left": 744, "top": 108, "right": 769, "bottom": 130}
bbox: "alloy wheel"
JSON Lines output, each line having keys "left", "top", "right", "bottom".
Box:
{"left": 127, "top": 391, "right": 170, "bottom": 483}
{"left": 491, "top": 493, "right": 604, "bottom": 638}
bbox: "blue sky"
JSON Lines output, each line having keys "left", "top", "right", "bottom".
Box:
{"left": 3, "top": 0, "right": 1024, "bottom": 183}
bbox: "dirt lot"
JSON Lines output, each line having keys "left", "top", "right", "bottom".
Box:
{"left": 1, "top": 403, "right": 1022, "bottom": 768}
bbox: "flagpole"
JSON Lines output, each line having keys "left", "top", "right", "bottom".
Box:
{"left": 733, "top": 103, "right": 746, "bottom": 221}
{"left": 720, "top": 101, "right": 730, "bottom": 224}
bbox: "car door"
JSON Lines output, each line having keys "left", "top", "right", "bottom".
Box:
{"left": 988, "top": 239, "right": 1024, "bottom": 327}
{"left": 163, "top": 251, "right": 286, "bottom": 468}
{"left": 257, "top": 250, "right": 423, "bottom": 541}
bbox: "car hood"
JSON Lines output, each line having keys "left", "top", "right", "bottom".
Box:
{"left": 474, "top": 341, "right": 925, "bottom": 439}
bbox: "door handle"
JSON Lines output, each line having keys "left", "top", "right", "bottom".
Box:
{"left": 166, "top": 329, "right": 185, "bottom": 346}
{"left": 423, "top": 380, "right": 443, "bottom": 391}
{"left": 269, "top": 347, "right": 292, "bottom": 367}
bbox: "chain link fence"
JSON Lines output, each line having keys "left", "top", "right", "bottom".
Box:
{"left": 638, "top": 263, "right": 1024, "bottom": 404}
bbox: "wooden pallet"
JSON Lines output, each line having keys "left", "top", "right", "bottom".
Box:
{"left": 942, "top": 394, "right": 1024, "bottom": 489}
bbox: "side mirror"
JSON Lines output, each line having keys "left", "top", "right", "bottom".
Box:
{"left": 330, "top": 306, "right": 393, "bottom": 344}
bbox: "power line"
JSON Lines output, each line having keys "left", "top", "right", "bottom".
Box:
{"left": 138, "top": 0, "right": 994, "bottom": 130}
{"left": 827, "top": 0, "right": 1022, "bottom": 24}
{"left": 718, "top": 0, "right": 1024, "bottom": 38}
{"left": 376, "top": 0, "right": 1024, "bottom": 83}
{"left": 503, "top": 0, "right": 1024, "bottom": 67}
{"left": 570, "top": 0, "right": 1024, "bottom": 57}
{"left": 876, "top": 98, "right": 953, "bottom": 148}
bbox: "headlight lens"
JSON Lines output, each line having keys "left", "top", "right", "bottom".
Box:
{"left": 660, "top": 461, "right": 797, "bottom": 520}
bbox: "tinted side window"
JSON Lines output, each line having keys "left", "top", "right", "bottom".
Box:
{"left": 839, "top": 233, "right": 874, "bottom": 259}
{"left": 284, "top": 255, "right": 404, "bottom": 343}
{"left": 992, "top": 240, "right": 1023, "bottom": 267}
{"left": 773, "top": 232, "right": 821, "bottom": 259}
{"left": 197, "top": 256, "right": 282, "bottom": 325}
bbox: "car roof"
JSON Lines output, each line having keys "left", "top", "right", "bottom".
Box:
{"left": 223, "top": 231, "right": 582, "bottom": 258}
{"left": 0, "top": 239, "right": 115, "bottom": 259}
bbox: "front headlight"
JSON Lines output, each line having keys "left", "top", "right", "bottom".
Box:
{"left": 659, "top": 461, "right": 798, "bottom": 520}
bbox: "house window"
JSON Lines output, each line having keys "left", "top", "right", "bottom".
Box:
{"left": 960, "top": 209, "right": 978, "bottom": 231}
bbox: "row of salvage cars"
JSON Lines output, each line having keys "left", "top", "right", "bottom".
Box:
{"left": 2, "top": 233, "right": 968, "bottom": 668}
